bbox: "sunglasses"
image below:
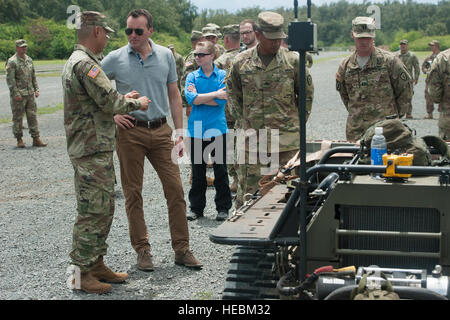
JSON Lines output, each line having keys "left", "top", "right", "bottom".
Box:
{"left": 125, "top": 28, "right": 144, "bottom": 36}
{"left": 193, "top": 53, "right": 211, "bottom": 58}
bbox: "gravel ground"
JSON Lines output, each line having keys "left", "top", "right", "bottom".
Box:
{"left": 0, "top": 51, "right": 440, "bottom": 301}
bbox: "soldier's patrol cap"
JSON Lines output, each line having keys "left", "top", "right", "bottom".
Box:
{"left": 256, "top": 11, "right": 287, "bottom": 40}
{"left": 15, "top": 39, "right": 28, "bottom": 47}
{"left": 78, "top": 11, "right": 115, "bottom": 33}
{"left": 400, "top": 39, "right": 408, "bottom": 44}
{"left": 352, "top": 16, "right": 376, "bottom": 38}
{"left": 190, "top": 30, "right": 203, "bottom": 41}
{"left": 202, "top": 26, "right": 218, "bottom": 38}
{"left": 167, "top": 44, "right": 174, "bottom": 49}
{"left": 429, "top": 40, "right": 439, "bottom": 46}
{"left": 206, "top": 23, "right": 222, "bottom": 37}
{"left": 222, "top": 24, "right": 240, "bottom": 36}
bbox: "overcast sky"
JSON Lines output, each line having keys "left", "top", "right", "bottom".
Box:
{"left": 190, "top": 0, "right": 439, "bottom": 12}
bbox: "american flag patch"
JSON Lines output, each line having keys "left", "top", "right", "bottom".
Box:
{"left": 87, "top": 65, "right": 101, "bottom": 79}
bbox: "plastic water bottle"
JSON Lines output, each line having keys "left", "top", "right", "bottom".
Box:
{"left": 371, "top": 127, "right": 387, "bottom": 178}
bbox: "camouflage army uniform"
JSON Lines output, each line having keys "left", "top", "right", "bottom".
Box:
{"left": 215, "top": 24, "right": 242, "bottom": 190}
{"left": 428, "top": 48, "right": 450, "bottom": 140}
{"left": 5, "top": 51, "right": 40, "bottom": 139}
{"left": 174, "top": 51, "right": 185, "bottom": 92}
{"left": 227, "top": 42, "right": 314, "bottom": 208}
{"left": 395, "top": 49, "right": 420, "bottom": 117}
{"left": 62, "top": 44, "right": 142, "bottom": 272}
{"left": 336, "top": 47, "right": 413, "bottom": 142}
{"left": 423, "top": 50, "right": 440, "bottom": 116}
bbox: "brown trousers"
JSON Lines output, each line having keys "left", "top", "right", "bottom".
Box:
{"left": 116, "top": 123, "right": 189, "bottom": 254}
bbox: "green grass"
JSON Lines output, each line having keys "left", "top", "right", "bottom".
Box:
{"left": 0, "top": 103, "right": 63, "bottom": 124}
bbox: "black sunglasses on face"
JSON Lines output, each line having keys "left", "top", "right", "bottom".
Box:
{"left": 125, "top": 28, "right": 144, "bottom": 36}
{"left": 193, "top": 53, "right": 211, "bottom": 58}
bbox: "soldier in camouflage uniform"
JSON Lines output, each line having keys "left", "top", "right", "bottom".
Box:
{"left": 182, "top": 30, "right": 203, "bottom": 118}
{"left": 422, "top": 40, "right": 441, "bottom": 119}
{"left": 336, "top": 17, "right": 412, "bottom": 142}
{"left": 202, "top": 26, "right": 226, "bottom": 58}
{"left": 62, "top": 11, "right": 150, "bottom": 294}
{"left": 215, "top": 24, "right": 242, "bottom": 193}
{"left": 227, "top": 12, "right": 314, "bottom": 209}
{"left": 168, "top": 44, "right": 185, "bottom": 92}
{"left": 395, "top": 39, "right": 420, "bottom": 119}
{"left": 428, "top": 48, "right": 450, "bottom": 141}
{"left": 6, "top": 39, "right": 47, "bottom": 148}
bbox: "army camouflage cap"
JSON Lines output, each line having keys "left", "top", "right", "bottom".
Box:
{"left": 78, "top": 11, "right": 115, "bottom": 33}
{"left": 352, "top": 16, "right": 376, "bottom": 38}
{"left": 206, "top": 23, "right": 222, "bottom": 37}
{"left": 429, "top": 40, "right": 439, "bottom": 46}
{"left": 202, "top": 26, "right": 218, "bottom": 38}
{"left": 256, "top": 11, "right": 287, "bottom": 40}
{"left": 400, "top": 39, "right": 408, "bottom": 44}
{"left": 190, "top": 30, "right": 203, "bottom": 41}
{"left": 15, "top": 39, "right": 28, "bottom": 47}
{"left": 222, "top": 24, "right": 240, "bottom": 36}
{"left": 167, "top": 44, "right": 175, "bottom": 49}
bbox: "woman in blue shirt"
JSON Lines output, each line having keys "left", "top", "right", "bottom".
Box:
{"left": 184, "top": 41, "right": 232, "bottom": 221}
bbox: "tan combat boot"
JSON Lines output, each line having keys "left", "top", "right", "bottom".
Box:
{"left": 17, "top": 138, "right": 25, "bottom": 148}
{"left": 424, "top": 113, "right": 433, "bottom": 119}
{"left": 74, "top": 272, "right": 112, "bottom": 294}
{"left": 32, "top": 137, "right": 47, "bottom": 147}
{"left": 90, "top": 256, "right": 128, "bottom": 283}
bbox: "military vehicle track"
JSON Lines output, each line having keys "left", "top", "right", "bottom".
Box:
{"left": 222, "top": 246, "right": 280, "bottom": 300}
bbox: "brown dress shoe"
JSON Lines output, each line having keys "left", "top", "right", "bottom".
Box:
{"left": 137, "top": 249, "right": 154, "bottom": 271}
{"left": 175, "top": 250, "right": 203, "bottom": 268}
{"left": 32, "top": 137, "right": 47, "bottom": 147}
{"left": 17, "top": 138, "right": 25, "bottom": 148}
{"left": 90, "top": 256, "right": 128, "bottom": 283}
{"left": 74, "top": 272, "right": 112, "bottom": 294}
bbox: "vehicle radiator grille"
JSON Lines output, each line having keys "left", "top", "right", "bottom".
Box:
{"left": 337, "top": 205, "right": 441, "bottom": 272}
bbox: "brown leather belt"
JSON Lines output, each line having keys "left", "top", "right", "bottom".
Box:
{"left": 134, "top": 117, "right": 167, "bottom": 129}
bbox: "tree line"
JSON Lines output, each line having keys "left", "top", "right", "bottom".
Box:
{"left": 0, "top": 0, "right": 448, "bottom": 61}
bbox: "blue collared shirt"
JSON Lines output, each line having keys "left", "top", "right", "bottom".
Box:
{"left": 185, "top": 65, "right": 228, "bottom": 139}
{"left": 101, "top": 39, "right": 178, "bottom": 121}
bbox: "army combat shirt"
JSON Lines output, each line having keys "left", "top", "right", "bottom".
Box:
{"left": 428, "top": 49, "right": 450, "bottom": 133}
{"left": 227, "top": 46, "right": 314, "bottom": 152}
{"left": 6, "top": 53, "right": 39, "bottom": 97}
{"left": 336, "top": 47, "right": 412, "bottom": 142}
{"left": 395, "top": 51, "right": 420, "bottom": 83}
{"left": 62, "top": 44, "right": 142, "bottom": 159}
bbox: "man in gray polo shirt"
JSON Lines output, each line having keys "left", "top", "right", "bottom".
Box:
{"left": 101, "top": 9, "right": 202, "bottom": 270}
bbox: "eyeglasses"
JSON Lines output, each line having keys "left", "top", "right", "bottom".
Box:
{"left": 125, "top": 28, "right": 144, "bottom": 36}
{"left": 193, "top": 53, "right": 211, "bottom": 58}
{"left": 240, "top": 31, "right": 254, "bottom": 35}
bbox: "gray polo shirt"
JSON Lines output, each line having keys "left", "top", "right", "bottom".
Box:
{"left": 101, "top": 39, "right": 178, "bottom": 121}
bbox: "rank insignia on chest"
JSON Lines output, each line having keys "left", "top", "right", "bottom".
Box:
{"left": 87, "top": 65, "right": 101, "bottom": 79}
